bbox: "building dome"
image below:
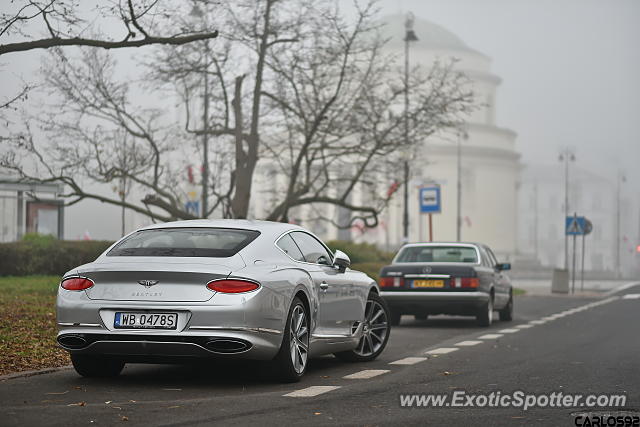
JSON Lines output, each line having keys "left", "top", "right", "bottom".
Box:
{"left": 380, "top": 14, "right": 486, "bottom": 57}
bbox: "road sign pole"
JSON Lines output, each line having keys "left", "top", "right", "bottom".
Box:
{"left": 570, "top": 211, "right": 578, "bottom": 294}
{"left": 581, "top": 233, "right": 586, "bottom": 292}
{"left": 419, "top": 186, "right": 440, "bottom": 242}
{"left": 572, "top": 233, "right": 577, "bottom": 294}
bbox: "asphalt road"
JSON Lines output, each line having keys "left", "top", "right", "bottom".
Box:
{"left": 2, "top": 283, "right": 639, "bottom": 426}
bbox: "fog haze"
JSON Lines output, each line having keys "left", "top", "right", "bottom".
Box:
{"left": 380, "top": 0, "right": 640, "bottom": 188}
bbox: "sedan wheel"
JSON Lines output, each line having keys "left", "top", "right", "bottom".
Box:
{"left": 499, "top": 294, "right": 514, "bottom": 321}
{"left": 476, "top": 296, "right": 493, "bottom": 327}
{"left": 273, "top": 297, "right": 309, "bottom": 382}
{"left": 335, "top": 293, "right": 390, "bottom": 362}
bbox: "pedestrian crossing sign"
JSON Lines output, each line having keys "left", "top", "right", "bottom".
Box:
{"left": 565, "top": 216, "right": 586, "bottom": 236}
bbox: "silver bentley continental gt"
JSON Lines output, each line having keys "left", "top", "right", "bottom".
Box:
{"left": 56, "top": 220, "right": 391, "bottom": 382}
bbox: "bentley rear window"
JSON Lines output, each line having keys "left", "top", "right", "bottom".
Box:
{"left": 395, "top": 246, "right": 478, "bottom": 263}
{"left": 107, "top": 228, "right": 260, "bottom": 257}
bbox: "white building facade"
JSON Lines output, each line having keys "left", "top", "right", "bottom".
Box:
{"left": 517, "top": 164, "right": 639, "bottom": 278}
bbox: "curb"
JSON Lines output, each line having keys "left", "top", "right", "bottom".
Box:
{"left": 0, "top": 365, "right": 73, "bottom": 382}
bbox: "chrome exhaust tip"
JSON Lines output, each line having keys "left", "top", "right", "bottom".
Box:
{"left": 57, "top": 334, "right": 87, "bottom": 349}
{"left": 204, "top": 339, "right": 251, "bottom": 354}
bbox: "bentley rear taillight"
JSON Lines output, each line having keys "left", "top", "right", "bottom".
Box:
{"left": 61, "top": 277, "right": 94, "bottom": 291}
{"left": 207, "top": 279, "right": 260, "bottom": 293}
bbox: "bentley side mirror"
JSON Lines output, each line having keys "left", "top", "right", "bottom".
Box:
{"left": 333, "top": 250, "right": 351, "bottom": 273}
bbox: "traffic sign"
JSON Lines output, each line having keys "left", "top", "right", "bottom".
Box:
{"left": 185, "top": 200, "right": 200, "bottom": 216}
{"left": 565, "top": 216, "right": 586, "bottom": 236}
{"left": 419, "top": 186, "right": 441, "bottom": 213}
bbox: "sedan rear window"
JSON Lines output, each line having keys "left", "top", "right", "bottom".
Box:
{"left": 395, "top": 246, "right": 478, "bottom": 263}
{"left": 107, "top": 228, "right": 260, "bottom": 258}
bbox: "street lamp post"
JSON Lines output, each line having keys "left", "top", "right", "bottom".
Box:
{"left": 615, "top": 171, "right": 626, "bottom": 278}
{"left": 403, "top": 12, "right": 418, "bottom": 243}
{"left": 456, "top": 131, "right": 467, "bottom": 242}
{"left": 191, "top": 3, "right": 209, "bottom": 218}
{"left": 559, "top": 148, "right": 575, "bottom": 270}
{"left": 202, "top": 41, "right": 210, "bottom": 218}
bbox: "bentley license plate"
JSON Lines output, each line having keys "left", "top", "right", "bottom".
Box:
{"left": 114, "top": 312, "right": 178, "bottom": 329}
{"left": 412, "top": 280, "right": 444, "bottom": 288}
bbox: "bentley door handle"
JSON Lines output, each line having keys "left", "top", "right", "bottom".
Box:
{"left": 319, "top": 282, "right": 329, "bottom": 290}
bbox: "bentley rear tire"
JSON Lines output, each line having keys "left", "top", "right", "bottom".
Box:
{"left": 273, "top": 297, "right": 309, "bottom": 383}
{"left": 71, "top": 354, "right": 125, "bottom": 378}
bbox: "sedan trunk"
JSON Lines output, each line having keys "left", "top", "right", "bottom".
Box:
{"left": 380, "top": 263, "right": 478, "bottom": 291}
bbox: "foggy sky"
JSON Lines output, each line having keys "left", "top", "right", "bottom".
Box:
{"left": 380, "top": 0, "right": 640, "bottom": 194}
{"left": 3, "top": 0, "right": 638, "bottom": 190}
{"left": 1, "top": 0, "right": 638, "bottom": 240}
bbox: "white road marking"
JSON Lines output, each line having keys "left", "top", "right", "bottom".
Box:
{"left": 426, "top": 347, "right": 459, "bottom": 355}
{"left": 605, "top": 282, "right": 640, "bottom": 296}
{"left": 389, "top": 357, "right": 427, "bottom": 365}
{"left": 526, "top": 297, "right": 621, "bottom": 329}
{"left": 515, "top": 324, "right": 534, "bottom": 329}
{"left": 478, "top": 333, "right": 503, "bottom": 339}
{"left": 284, "top": 386, "right": 341, "bottom": 397}
{"left": 498, "top": 328, "right": 519, "bottom": 333}
{"left": 455, "top": 340, "right": 483, "bottom": 346}
{"left": 343, "top": 369, "right": 389, "bottom": 379}
{"left": 623, "top": 294, "right": 640, "bottom": 299}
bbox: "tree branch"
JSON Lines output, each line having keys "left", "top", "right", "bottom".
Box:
{"left": 0, "top": 31, "right": 219, "bottom": 56}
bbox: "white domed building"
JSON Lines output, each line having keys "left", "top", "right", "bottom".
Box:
{"left": 352, "top": 15, "right": 521, "bottom": 258}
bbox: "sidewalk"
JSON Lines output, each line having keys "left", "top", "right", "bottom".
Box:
{"left": 513, "top": 279, "right": 636, "bottom": 297}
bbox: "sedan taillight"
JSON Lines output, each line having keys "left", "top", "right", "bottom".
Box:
{"left": 453, "top": 277, "right": 479, "bottom": 288}
{"left": 460, "top": 277, "right": 479, "bottom": 288}
{"left": 207, "top": 279, "right": 260, "bottom": 293}
{"left": 380, "top": 277, "right": 404, "bottom": 288}
{"left": 61, "top": 277, "right": 94, "bottom": 291}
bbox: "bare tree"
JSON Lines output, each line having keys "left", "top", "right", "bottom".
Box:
{"left": 259, "top": 2, "right": 474, "bottom": 228}
{"left": 147, "top": 0, "right": 305, "bottom": 219}
{"left": 1, "top": 47, "right": 195, "bottom": 222}
{"left": 0, "top": 0, "right": 219, "bottom": 111}
{"left": 3, "top": 0, "right": 474, "bottom": 230}
{"left": 0, "top": 0, "right": 219, "bottom": 55}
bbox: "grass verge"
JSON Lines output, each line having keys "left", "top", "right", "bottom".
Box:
{"left": 0, "top": 275, "right": 69, "bottom": 376}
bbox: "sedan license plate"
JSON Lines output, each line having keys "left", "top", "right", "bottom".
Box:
{"left": 114, "top": 312, "right": 178, "bottom": 330}
{"left": 412, "top": 280, "right": 444, "bottom": 288}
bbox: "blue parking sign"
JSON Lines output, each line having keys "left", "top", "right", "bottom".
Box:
{"left": 419, "top": 186, "right": 441, "bottom": 213}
